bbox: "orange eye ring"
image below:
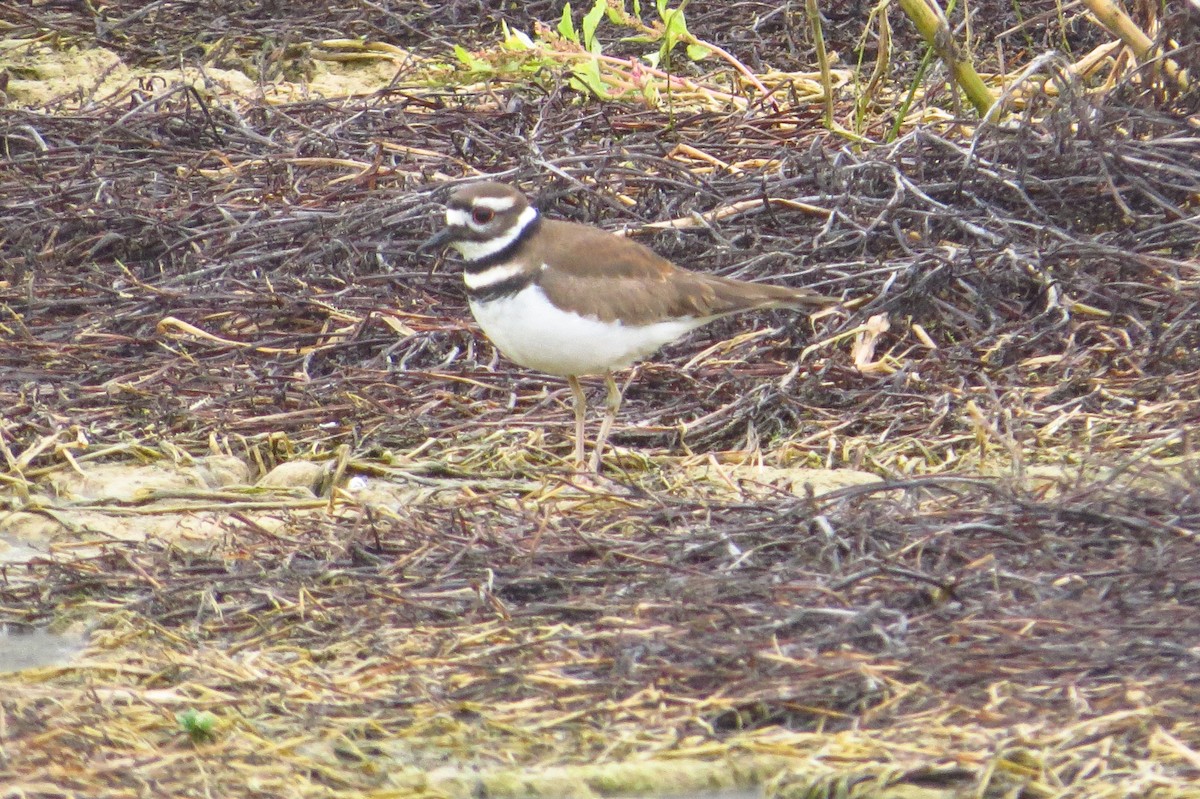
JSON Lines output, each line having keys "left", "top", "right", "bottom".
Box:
{"left": 472, "top": 207, "right": 495, "bottom": 225}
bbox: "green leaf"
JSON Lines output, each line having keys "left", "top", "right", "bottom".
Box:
{"left": 177, "top": 709, "right": 218, "bottom": 743}
{"left": 453, "top": 44, "right": 487, "bottom": 71}
{"left": 570, "top": 58, "right": 610, "bottom": 98}
{"left": 633, "top": 0, "right": 642, "bottom": 18}
{"left": 658, "top": 3, "right": 690, "bottom": 68}
{"left": 656, "top": 0, "right": 668, "bottom": 16}
{"left": 663, "top": 6, "right": 688, "bottom": 39}
{"left": 558, "top": 4, "right": 578, "bottom": 43}
{"left": 686, "top": 42, "right": 711, "bottom": 60}
{"left": 581, "top": 0, "right": 607, "bottom": 51}
{"left": 500, "top": 21, "right": 534, "bottom": 50}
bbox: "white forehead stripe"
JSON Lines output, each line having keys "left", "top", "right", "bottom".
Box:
{"left": 462, "top": 262, "right": 528, "bottom": 290}
{"left": 445, "top": 208, "right": 470, "bottom": 227}
{"left": 473, "top": 195, "right": 518, "bottom": 212}
{"left": 450, "top": 205, "right": 539, "bottom": 261}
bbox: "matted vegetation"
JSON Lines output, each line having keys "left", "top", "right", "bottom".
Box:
{"left": 1, "top": 1, "right": 1199, "bottom": 797}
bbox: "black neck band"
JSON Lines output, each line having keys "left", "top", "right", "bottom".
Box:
{"left": 462, "top": 214, "right": 542, "bottom": 273}
{"left": 465, "top": 272, "right": 535, "bottom": 303}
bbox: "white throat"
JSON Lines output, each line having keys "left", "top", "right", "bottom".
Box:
{"left": 451, "top": 205, "right": 539, "bottom": 262}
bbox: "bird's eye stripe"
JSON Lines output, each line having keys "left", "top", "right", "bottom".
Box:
{"left": 472, "top": 196, "right": 518, "bottom": 212}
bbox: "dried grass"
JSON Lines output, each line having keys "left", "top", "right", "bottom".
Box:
{"left": 2, "top": 1, "right": 1200, "bottom": 798}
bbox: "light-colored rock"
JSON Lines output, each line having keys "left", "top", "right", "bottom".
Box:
{"left": 257, "top": 461, "right": 329, "bottom": 495}
{"left": 197, "top": 455, "right": 252, "bottom": 488}
{"left": 49, "top": 462, "right": 203, "bottom": 502}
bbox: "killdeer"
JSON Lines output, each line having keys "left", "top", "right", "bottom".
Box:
{"left": 420, "top": 181, "right": 836, "bottom": 471}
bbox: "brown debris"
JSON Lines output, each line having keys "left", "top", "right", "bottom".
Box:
{"left": 2, "top": 1, "right": 1200, "bottom": 798}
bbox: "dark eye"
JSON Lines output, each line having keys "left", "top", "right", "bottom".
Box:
{"left": 472, "top": 207, "right": 494, "bottom": 225}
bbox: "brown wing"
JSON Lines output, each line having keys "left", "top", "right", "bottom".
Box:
{"left": 531, "top": 219, "right": 834, "bottom": 325}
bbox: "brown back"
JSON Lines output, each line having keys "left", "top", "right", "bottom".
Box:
{"left": 527, "top": 219, "right": 833, "bottom": 325}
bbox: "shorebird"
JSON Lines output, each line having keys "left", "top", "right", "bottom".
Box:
{"left": 420, "top": 181, "right": 835, "bottom": 470}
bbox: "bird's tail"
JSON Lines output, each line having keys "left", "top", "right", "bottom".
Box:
{"left": 711, "top": 276, "right": 838, "bottom": 313}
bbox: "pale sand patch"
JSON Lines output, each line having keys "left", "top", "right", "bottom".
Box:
{"left": 1, "top": 38, "right": 419, "bottom": 109}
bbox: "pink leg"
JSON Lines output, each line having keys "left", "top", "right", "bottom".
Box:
{"left": 587, "top": 373, "right": 622, "bottom": 472}
{"left": 567, "top": 376, "right": 587, "bottom": 469}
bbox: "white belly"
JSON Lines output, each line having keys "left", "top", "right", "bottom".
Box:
{"left": 469, "top": 285, "right": 705, "bottom": 377}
